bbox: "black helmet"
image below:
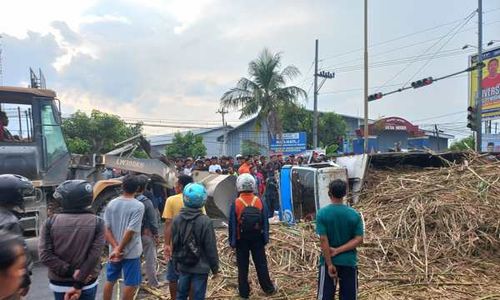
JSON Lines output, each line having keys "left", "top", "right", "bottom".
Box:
{"left": 0, "top": 174, "right": 34, "bottom": 209}
{"left": 53, "top": 180, "right": 93, "bottom": 211}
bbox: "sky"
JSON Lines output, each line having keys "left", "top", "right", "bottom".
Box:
{"left": 1, "top": 0, "right": 500, "bottom": 139}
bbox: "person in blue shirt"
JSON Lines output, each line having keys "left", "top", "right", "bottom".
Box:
{"left": 316, "top": 179, "right": 364, "bottom": 300}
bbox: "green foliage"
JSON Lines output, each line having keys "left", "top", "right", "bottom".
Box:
{"left": 279, "top": 105, "right": 347, "bottom": 149}
{"left": 318, "top": 112, "right": 347, "bottom": 149}
{"left": 66, "top": 137, "right": 91, "bottom": 154}
{"left": 449, "top": 136, "right": 475, "bottom": 151}
{"left": 221, "top": 48, "right": 307, "bottom": 138}
{"left": 165, "top": 132, "right": 207, "bottom": 158}
{"left": 325, "top": 144, "right": 339, "bottom": 156}
{"left": 241, "top": 140, "right": 262, "bottom": 156}
{"left": 132, "top": 150, "right": 149, "bottom": 159}
{"left": 62, "top": 110, "right": 142, "bottom": 154}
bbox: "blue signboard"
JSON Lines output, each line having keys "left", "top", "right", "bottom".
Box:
{"left": 270, "top": 132, "right": 307, "bottom": 155}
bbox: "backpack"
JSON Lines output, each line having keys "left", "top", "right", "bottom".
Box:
{"left": 238, "top": 197, "right": 263, "bottom": 239}
{"left": 173, "top": 215, "right": 201, "bottom": 267}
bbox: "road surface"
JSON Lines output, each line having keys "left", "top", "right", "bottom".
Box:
{"left": 27, "top": 263, "right": 105, "bottom": 300}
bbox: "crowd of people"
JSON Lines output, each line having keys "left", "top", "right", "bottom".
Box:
{"left": 0, "top": 152, "right": 363, "bottom": 300}
{"left": 172, "top": 152, "right": 330, "bottom": 177}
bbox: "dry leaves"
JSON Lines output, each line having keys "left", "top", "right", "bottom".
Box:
{"left": 141, "top": 153, "right": 500, "bottom": 299}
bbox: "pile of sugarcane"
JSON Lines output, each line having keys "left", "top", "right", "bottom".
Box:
{"left": 204, "top": 224, "right": 320, "bottom": 299}
{"left": 140, "top": 153, "right": 500, "bottom": 299}
{"left": 356, "top": 153, "right": 500, "bottom": 299}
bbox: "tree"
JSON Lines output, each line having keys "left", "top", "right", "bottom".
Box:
{"left": 62, "top": 110, "right": 142, "bottom": 154}
{"left": 318, "top": 112, "right": 347, "bottom": 149}
{"left": 220, "top": 49, "right": 307, "bottom": 141}
{"left": 449, "top": 136, "right": 475, "bottom": 151}
{"left": 165, "top": 131, "right": 206, "bottom": 158}
{"left": 241, "top": 140, "right": 262, "bottom": 156}
{"left": 279, "top": 104, "right": 347, "bottom": 149}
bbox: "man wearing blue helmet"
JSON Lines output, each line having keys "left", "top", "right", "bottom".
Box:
{"left": 171, "top": 183, "right": 219, "bottom": 300}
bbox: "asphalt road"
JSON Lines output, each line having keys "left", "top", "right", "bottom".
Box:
{"left": 27, "top": 262, "right": 168, "bottom": 300}
{"left": 26, "top": 263, "right": 105, "bottom": 300}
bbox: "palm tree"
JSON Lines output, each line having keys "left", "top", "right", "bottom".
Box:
{"left": 220, "top": 49, "right": 307, "bottom": 141}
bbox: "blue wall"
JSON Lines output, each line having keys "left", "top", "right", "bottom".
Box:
{"left": 202, "top": 128, "right": 227, "bottom": 157}
{"left": 225, "top": 119, "right": 269, "bottom": 156}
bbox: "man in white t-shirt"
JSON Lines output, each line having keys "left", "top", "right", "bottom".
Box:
{"left": 208, "top": 156, "right": 222, "bottom": 174}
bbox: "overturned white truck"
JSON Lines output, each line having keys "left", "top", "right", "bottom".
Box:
{"left": 190, "top": 162, "right": 351, "bottom": 224}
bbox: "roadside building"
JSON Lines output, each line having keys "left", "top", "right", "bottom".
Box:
{"left": 148, "top": 126, "right": 232, "bottom": 157}
{"left": 352, "top": 117, "right": 453, "bottom": 153}
{"left": 218, "top": 113, "right": 369, "bottom": 157}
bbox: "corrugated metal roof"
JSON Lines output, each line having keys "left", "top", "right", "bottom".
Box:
{"left": 147, "top": 126, "right": 231, "bottom": 146}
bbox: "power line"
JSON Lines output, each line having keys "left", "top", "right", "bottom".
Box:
{"left": 411, "top": 111, "right": 466, "bottom": 123}
{"left": 402, "top": 10, "right": 476, "bottom": 88}
{"left": 320, "top": 74, "right": 467, "bottom": 95}
{"left": 320, "top": 48, "right": 475, "bottom": 74}
{"left": 318, "top": 7, "right": 500, "bottom": 62}
{"left": 318, "top": 19, "right": 500, "bottom": 72}
{"left": 125, "top": 122, "right": 218, "bottom": 129}
{"left": 380, "top": 10, "right": 476, "bottom": 89}
{"left": 120, "top": 116, "right": 243, "bottom": 125}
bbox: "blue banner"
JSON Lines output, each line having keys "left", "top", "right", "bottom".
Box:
{"left": 270, "top": 132, "right": 307, "bottom": 155}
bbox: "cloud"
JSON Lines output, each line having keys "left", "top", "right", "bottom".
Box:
{"left": 1, "top": 0, "right": 499, "bottom": 140}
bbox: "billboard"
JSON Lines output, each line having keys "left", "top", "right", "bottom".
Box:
{"left": 469, "top": 46, "right": 500, "bottom": 119}
{"left": 270, "top": 132, "right": 307, "bottom": 155}
{"left": 482, "top": 133, "right": 500, "bottom": 152}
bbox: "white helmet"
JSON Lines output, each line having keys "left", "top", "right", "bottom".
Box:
{"left": 236, "top": 173, "right": 256, "bottom": 192}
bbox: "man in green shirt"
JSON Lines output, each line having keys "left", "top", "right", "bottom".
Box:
{"left": 316, "top": 179, "right": 364, "bottom": 300}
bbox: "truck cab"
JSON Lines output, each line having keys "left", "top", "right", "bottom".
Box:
{"left": 0, "top": 86, "right": 70, "bottom": 236}
{"left": 279, "top": 163, "right": 349, "bottom": 224}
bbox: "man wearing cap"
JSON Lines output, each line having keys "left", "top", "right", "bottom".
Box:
{"left": 193, "top": 159, "right": 205, "bottom": 171}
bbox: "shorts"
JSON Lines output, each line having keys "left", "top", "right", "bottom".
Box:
{"left": 106, "top": 258, "right": 142, "bottom": 287}
{"left": 166, "top": 260, "right": 179, "bottom": 282}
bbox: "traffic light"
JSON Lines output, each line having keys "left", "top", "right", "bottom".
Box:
{"left": 467, "top": 106, "right": 477, "bottom": 131}
{"left": 318, "top": 71, "right": 335, "bottom": 79}
{"left": 368, "top": 92, "right": 383, "bottom": 102}
{"left": 411, "top": 77, "right": 433, "bottom": 88}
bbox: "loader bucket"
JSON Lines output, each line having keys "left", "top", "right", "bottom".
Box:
{"left": 192, "top": 171, "right": 237, "bottom": 219}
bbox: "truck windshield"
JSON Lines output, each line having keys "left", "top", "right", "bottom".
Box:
{"left": 0, "top": 102, "right": 34, "bottom": 143}
{"left": 291, "top": 168, "right": 316, "bottom": 221}
{"left": 41, "top": 102, "right": 67, "bottom": 166}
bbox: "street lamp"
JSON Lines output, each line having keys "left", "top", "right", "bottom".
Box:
{"left": 487, "top": 40, "right": 499, "bottom": 47}
{"left": 462, "top": 44, "right": 477, "bottom": 50}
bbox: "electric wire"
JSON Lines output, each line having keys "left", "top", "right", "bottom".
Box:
{"left": 401, "top": 10, "right": 477, "bottom": 88}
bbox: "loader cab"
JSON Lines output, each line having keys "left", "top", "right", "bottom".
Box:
{"left": 0, "top": 87, "right": 70, "bottom": 187}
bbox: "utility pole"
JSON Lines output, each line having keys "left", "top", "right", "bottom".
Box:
{"left": 363, "top": 0, "right": 369, "bottom": 153}
{"left": 475, "top": 0, "right": 483, "bottom": 152}
{"left": 0, "top": 35, "right": 3, "bottom": 86}
{"left": 217, "top": 108, "right": 228, "bottom": 155}
{"left": 312, "top": 40, "right": 335, "bottom": 149}
{"left": 313, "top": 39, "right": 319, "bottom": 149}
{"left": 434, "top": 124, "right": 440, "bottom": 151}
